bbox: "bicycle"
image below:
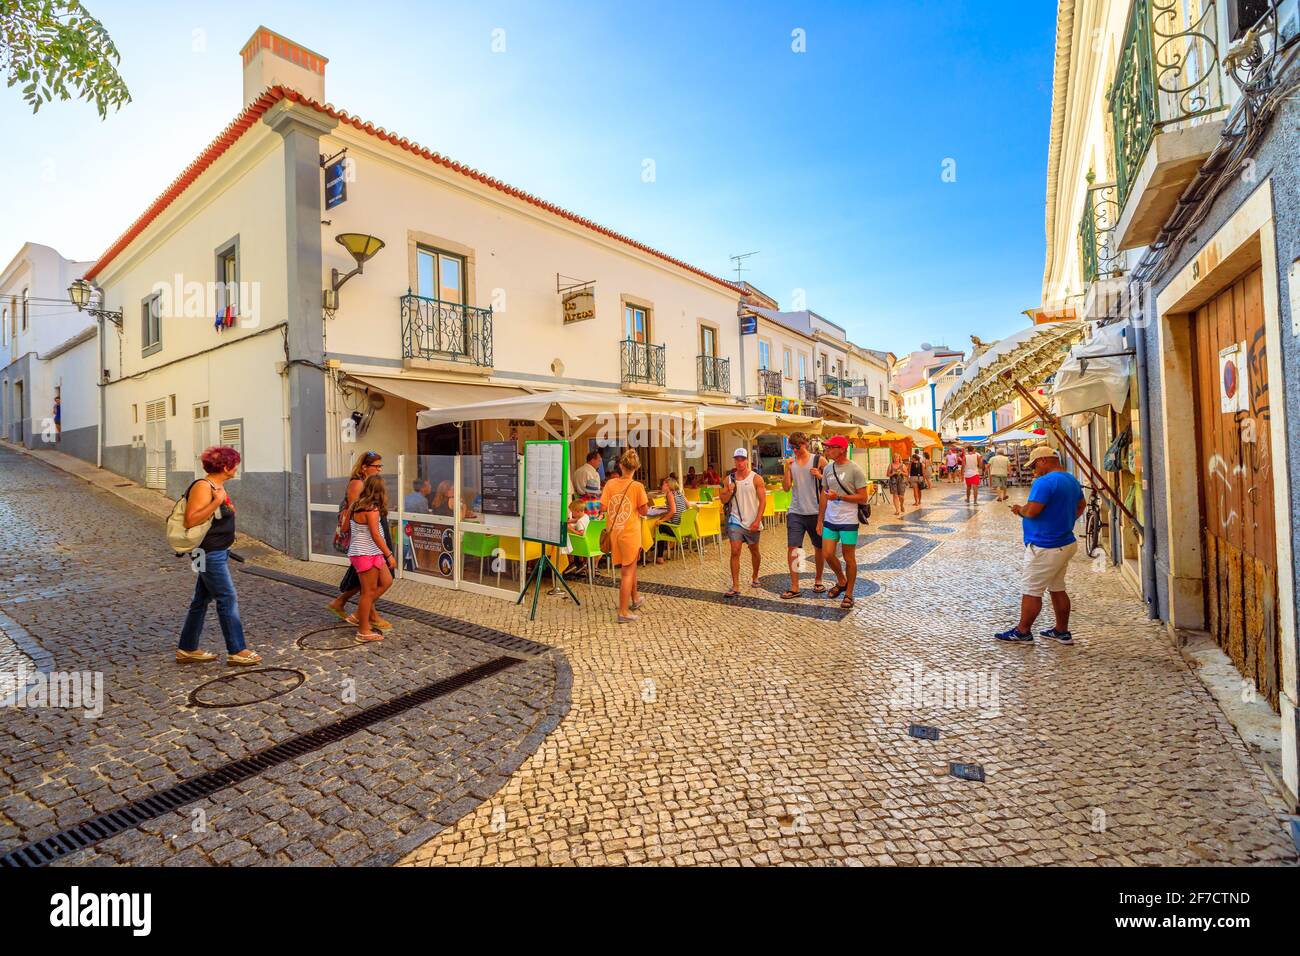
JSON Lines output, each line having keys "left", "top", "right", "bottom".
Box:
{"left": 1082, "top": 484, "right": 1104, "bottom": 558}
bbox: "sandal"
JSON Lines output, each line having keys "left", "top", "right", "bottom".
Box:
{"left": 828, "top": 584, "right": 846, "bottom": 599}
{"left": 370, "top": 615, "right": 393, "bottom": 631}
{"left": 355, "top": 631, "right": 384, "bottom": 643}
{"left": 812, "top": 583, "right": 828, "bottom": 594}
{"left": 226, "top": 650, "right": 262, "bottom": 666}
{"left": 723, "top": 589, "right": 740, "bottom": 599}
{"left": 779, "top": 589, "right": 801, "bottom": 600}
{"left": 326, "top": 604, "right": 348, "bottom": 622}
{"left": 630, "top": 598, "right": 645, "bottom": 612}
{"left": 176, "top": 649, "right": 217, "bottom": 664}
{"left": 840, "top": 595, "right": 855, "bottom": 610}
{"left": 750, "top": 579, "right": 762, "bottom": 588}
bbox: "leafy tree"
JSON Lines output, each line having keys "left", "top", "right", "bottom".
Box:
{"left": 0, "top": 0, "right": 129, "bottom": 118}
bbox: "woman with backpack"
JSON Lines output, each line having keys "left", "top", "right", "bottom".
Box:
{"left": 346, "top": 475, "right": 397, "bottom": 643}
{"left": 326, "top": 451, "right": 393, "bottom": 632}
{"left": 175, "top": 446, "right": 261, "bottom": 666}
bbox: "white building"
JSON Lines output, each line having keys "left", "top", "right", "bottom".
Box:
{"left": 1, "top": 242, "right": 97, "bottom": 457}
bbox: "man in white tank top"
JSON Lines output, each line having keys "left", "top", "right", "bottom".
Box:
{"left": 719, "top": 447, "right": 766, "bottom": 598}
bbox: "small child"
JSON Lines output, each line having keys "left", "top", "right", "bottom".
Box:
{"left": 564, "top": 498, "right": 590, "bottom": 554}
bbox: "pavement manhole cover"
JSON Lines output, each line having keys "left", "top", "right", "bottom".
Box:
{"left": 296, "top": 624, "right": 364, "bottom": 651}
{"left": 189, "top": 667, "right": 306, "bottom": 708}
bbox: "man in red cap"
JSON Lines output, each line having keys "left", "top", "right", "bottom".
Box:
{"left": 817, "top": 435, "right": 869, "bottom": 610}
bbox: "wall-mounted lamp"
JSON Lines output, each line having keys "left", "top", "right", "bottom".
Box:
{"left": 67, "top": 278, "right": 123, "bottom": 327}
{"left": 324, "top": 232, "right": 385, "bottom": 318}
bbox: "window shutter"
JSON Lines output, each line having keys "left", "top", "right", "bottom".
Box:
{"left": 219, "top": 422, "right": 243, "bottom": 462}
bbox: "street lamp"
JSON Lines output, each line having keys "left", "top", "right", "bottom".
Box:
{"left": 67, "top": 278, "right": 122, "bottom": 327}
{"left": 323, "top": 232, "right": 385, "bottom": 317}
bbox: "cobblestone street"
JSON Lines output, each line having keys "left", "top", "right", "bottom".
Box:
{"left": 1, "top": 444, "right": 1295, "bottom": 866}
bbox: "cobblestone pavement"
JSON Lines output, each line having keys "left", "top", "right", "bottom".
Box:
{"left": 258, "top": 482, "right": 1297, "bottom": 866}
{"left": 0, "top": 445, "right": 566, "bottom": 865}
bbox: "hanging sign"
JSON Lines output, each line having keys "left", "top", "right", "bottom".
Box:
{"left": 324, "top": 158, "right": 348, "bottom": 210}
{"left": 480, "top": 440, "right": 520, "bottom": 516}
{"left": 740, "top": 315, "right": 758, "bottom": 335}
{"left": 562, "top": 289, "right": 596, "bottom": 324}
{"left": 522, "top": 440, "right": 569, "bottom": 547}
{"left": 1219, "top": 342, "right": 1249, "bottom": 413}
{"left": 843, "top": 384, "right": 870, "bottom": 398}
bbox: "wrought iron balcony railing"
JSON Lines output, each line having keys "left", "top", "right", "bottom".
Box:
{"left": 697, "top": 354, "right": 731, "bottom": 393}
{"left": 758, "top": 368, "right": 783, "bottom": 397}
{"left": 1109, "top": 0, "right": 1227, "bottom": 209}
{"left": 798, "top": 378, "right": 818, "bottom": 402}
{"left": 401, "top": 292, "right": 493, "bottom": 367}
{"left": 1079, "top": 180, "right": 1125, "bottom": 284}
{"left": 621, "top": 338, "right": 666, "bottom": 387}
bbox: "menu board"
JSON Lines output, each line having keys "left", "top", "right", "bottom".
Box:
{"left": 867, "top": 447, "right": 891, "bottom": 479}
{"left": 522, "top": 440, "right": 569, "bottom": 547}
{"left": 480, "top": 441, "right": 519, "bottom": 516}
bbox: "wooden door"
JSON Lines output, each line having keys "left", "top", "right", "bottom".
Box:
{"left": 1192, "top": 265, "right": 1278, "bottom": 707}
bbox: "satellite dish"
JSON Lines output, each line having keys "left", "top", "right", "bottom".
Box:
{"left": 920, "top": 342, "right": 932, "bottom": 351}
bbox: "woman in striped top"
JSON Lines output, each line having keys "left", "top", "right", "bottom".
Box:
{"left": 347, "top": 475, "right": 396, "bottom": 643}
{"left": 654, "top": 475, "right": 690, "bottom": 564}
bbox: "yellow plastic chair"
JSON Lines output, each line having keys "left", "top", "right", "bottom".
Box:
{"left": 761, "top": 492, "right": 775, "bottom": 528}
{"left": 684, "top": 487, "right": 701, "bottom": 503}
{"left": 496, "top": 536, "right": 542, "bottom": 587}
{"left": 695, "top": 502, "right": 722, "bottom": 555}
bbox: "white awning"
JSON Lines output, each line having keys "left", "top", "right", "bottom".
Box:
{"left": 941, "top": 321, "right": 1085, "bottom": 423}
{"left": 414, "top": 388, "right": 701, "bottom": 434}
{"left": 1051, "top": 322, "right": 1133, "bottom": 417}
{"left": 349, "top": 374, "right": 530, "bottom": 410}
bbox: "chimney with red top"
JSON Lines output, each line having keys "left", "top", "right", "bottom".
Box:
{"left": 240, "top": 26, "right": 327, "bottom": 107}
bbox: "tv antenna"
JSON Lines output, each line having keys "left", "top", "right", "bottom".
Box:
{"left": 729, "top": 251, "right": 758, "bottom": 284}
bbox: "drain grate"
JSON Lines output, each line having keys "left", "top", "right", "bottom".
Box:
{"left": 239, "top": 565, "right": 553, "bottom": 656}
{"left": 0, "top": 656, "right": 519, "bottom": 867}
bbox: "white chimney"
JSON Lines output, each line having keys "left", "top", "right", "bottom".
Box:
{"left": 240, "top": 26, "right": 326, "bottom": 107}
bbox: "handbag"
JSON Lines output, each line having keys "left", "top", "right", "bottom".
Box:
{"left": 829, "top": 463, "right": 871, "bottom": 524}
{"left": 332, "top": 496, "right": 352, "bottom": 554}
{"left": 598, "top": 482, "right": 630, "bottom": 554}
{"left": 166, "top": 479, "right": 218, "bottom": 554}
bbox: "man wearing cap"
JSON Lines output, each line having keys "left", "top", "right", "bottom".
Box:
{"left": 779, "top": 432, "right": 828, "bottom": 599}
{"left": 818, "top": 435, "right": 869, "bottom": 610}
{"left": 719, "top": 446, "right": 767, "bottom": 598}
{"left": 996, "top": 445, "right": 1085, "bottom": 645}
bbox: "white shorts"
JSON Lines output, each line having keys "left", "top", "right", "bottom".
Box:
{"left": 1021, "top": 541, "right": 1078, "bottom": 596}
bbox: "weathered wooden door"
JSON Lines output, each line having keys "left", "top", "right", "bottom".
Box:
{"left": 1192, "top": 265, "right": 1279, "bottom": 707}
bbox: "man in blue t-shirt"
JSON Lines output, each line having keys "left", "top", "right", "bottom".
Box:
{"left": 995, "top": 445, "right": 1084, "bottom": 646}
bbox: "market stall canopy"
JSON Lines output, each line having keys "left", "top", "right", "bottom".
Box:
{"left": 941, "top": 321, "right": 1085, "bottom": 424}
{"left": 350, "top": 374, "right": 530, "bottom": 409}
{"left": 818, "top": 395, "right": 941, "bottom": 449}
{"left": 1051, "top": 322, "right": 1133, "bottom": 417}
{"left": 988, "top": 427, "right": 1041, "bottom": 443}
{"left": 694, "top": 404, "right": 821, "bottom": 435}
{"left": 415, "top": 388, "right": 699, "bottom": 434}
{"left": 819, "top": 420, "right": 868, "bottom": 438}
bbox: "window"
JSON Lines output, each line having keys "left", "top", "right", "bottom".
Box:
{"left": 624, "top": 303, "right": 650, "bottom": 342}
{"left": 21, "top": 288, "right": 29, "bottom": 332}
{"left": 416, "top": 245, "right": 465, "bottom": 305}
{"left": 219, "top": 421, "right": 243, "bottom": 462}
{"left": 798, "top": 353, "right": 808, "bottom": 382}
{"left": 192, "top": 403, "right": 210, "bottom": 476}
{"left": 1, "top": 308, "right": 6, "bottom": 346}
{"left": 700, "top": 325, "right": 717, "bottom": 357}
{"left": 215, "top": 238, "right": 239, "bottom": 315}
{"left": 141, "top": 292, "right": 162, "bottom": 354}
{"left": 783, "top": 348, "right": 793, "bottom": 379}
{"left": 758, "top": 339, "right": 771, "bottom": 370}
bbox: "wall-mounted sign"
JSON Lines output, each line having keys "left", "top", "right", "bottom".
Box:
{"left": 1219, "top": 341, "right": 1250, "bottom": 413}
{"left": 325, "top": 158, "right": 348, "bottom": 210}
{"left": 563, "top": 289, "right": 596, "bottom": 324}
{"left": 763, "top": 395, "right": 802, "bottom": 415}
{"left": 740, "top": 315, "right": 758, "bottom": 335}
{"left": 404, "top": 521, "right": 454, "bottom": 577}
{"left": 480, "top": 440, "right": 520, "bottom": 516}
{"left": 843, "top": 385, "right": 870, "bottom": 398}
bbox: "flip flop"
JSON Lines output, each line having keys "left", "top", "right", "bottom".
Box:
{"left": 325, "top": 604, "right": 348, "bottom": 622}
{"left": 828, "top": 584, "right": 846, "bottom": 599}
{"left": 840, "top": 595, "right": 855, "bottom": 610}
{"left": 355, "top": 632, "right": 384, "bottom": 643}
{"left": 811, "top": 583, "right": 828, "bottom": 593}
{"left": 780, "top": 590, "right": 801, "bottom": 600}
{"left": 723, "top": 589, "right": 740, "bottom": 599}
{"left": 750, "top": 580, "right": 762, "bottom": 588}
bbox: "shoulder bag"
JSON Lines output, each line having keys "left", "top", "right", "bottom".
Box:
{"left": 829, "top": 463, "right": 871, "bottom": 524}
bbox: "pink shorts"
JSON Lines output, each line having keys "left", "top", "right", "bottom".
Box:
{"left": 965, "top": 475, "right": 981, "bottom": 487}
{"left": 349, "top": 554, "right": 387, "bottom": 572}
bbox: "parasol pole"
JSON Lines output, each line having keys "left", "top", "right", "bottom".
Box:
{"left": 1006, "top": 375, "right": 1140, "bottom": 531}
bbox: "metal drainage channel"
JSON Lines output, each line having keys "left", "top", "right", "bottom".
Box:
{"left": 0, "top": 656, "right": 520, "bottom": 868}
{"left": 239, "top": 565, "right": 553, "bottom": 657}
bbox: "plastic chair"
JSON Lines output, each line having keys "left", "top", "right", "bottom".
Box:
{"left": 684, "top": 487, "right": 701, "bottom": 503}
{"left": 695, "top": 502, "right": 722, "bottom": 555}
{"left": 761, "top": 491, "right": 775, "bottom": 528}
{"left": 568, "top": 518, "right": 606, "bottom": 584}
{"left": 656, "top": 506, "right": 702, "bottom": 565}
{"left": 460, "top": 531, "right": 499, "bottom": 581}
{"left": 496, "top": 536, "right": 542, "bottom": 587}
{"left": 699, "top": 486, "right": 713, "bottom": 502}
{"left": 773, "top": 489, "right": 792, "bottom": 522}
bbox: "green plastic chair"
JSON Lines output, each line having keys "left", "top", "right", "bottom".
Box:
{"left": 699, "top": 486, "right": 713, "bottom": 503}
{"left": 460, "top": 531, "right": 499, "bottom": 581}
{"left": 568, "top": 518, "right": 607, "bottom": 584}
{"left": 773, "top": 489, "right": 792, "bottom": 522}
{"left": 656, "top": 507, "right": 701, "bottom": 565}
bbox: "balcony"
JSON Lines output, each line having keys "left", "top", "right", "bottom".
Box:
{"left": 620, "top": 338, "right": 665, "bottom": 391}
{"left": 757, "top": 368, "right": 783, "bottom": 397}
{"left": 697, "top": 354, "right": 731, "bottom": 395}
{"left": 401, "top": 292, "right": 493, "bottom": 371}
{"left": 1079, "top": 180, "right": 1124, "bottom": 284}
{"left": 798, "top": 378, "right": 818, "bottom": 402}
{"left": 1109, "top": 0, "right": 1228, "bottom": 250}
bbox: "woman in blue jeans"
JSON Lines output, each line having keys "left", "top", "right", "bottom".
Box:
{"left": 176, "top": 446, "right": 261, "bottom": 665}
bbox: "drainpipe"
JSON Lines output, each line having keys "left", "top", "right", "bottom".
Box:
{"left": 1131, "top": 320, "right": 1159, "bottom": 619}
{"left": 96, "top": 315, "right": 105, "bottom": 468}
{"left": 930, "top": 382, "right": 937, "bottom": 432}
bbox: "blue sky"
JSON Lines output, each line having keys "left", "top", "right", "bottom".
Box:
{"left": 1, "top": 0, "right": 1056, "bottom": 355}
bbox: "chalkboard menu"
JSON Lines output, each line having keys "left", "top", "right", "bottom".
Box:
{"left": 480, "top": 441, "right": 519, "bottom": 516}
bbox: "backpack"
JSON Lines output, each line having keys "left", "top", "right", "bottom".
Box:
{"left": 166, "top": 479, "right": 217, "bottom": 554}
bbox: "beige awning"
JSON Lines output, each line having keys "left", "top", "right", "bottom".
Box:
{"left": 817, "top": 396, "right": 937, "bottom": 448}
{"left": 349, "top": 374, "right": 530, "bottom": 409}
{"left": 940, "top": 321, "right": 1085, "bottom": 423}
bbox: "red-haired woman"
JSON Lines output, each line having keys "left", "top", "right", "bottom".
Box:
{"left": 176, "top": 446, "right": 261, "bottom": 665}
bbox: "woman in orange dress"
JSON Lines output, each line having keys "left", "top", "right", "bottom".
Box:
{"left": 600, "top": 448, "right": 649, "bottom": 623}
